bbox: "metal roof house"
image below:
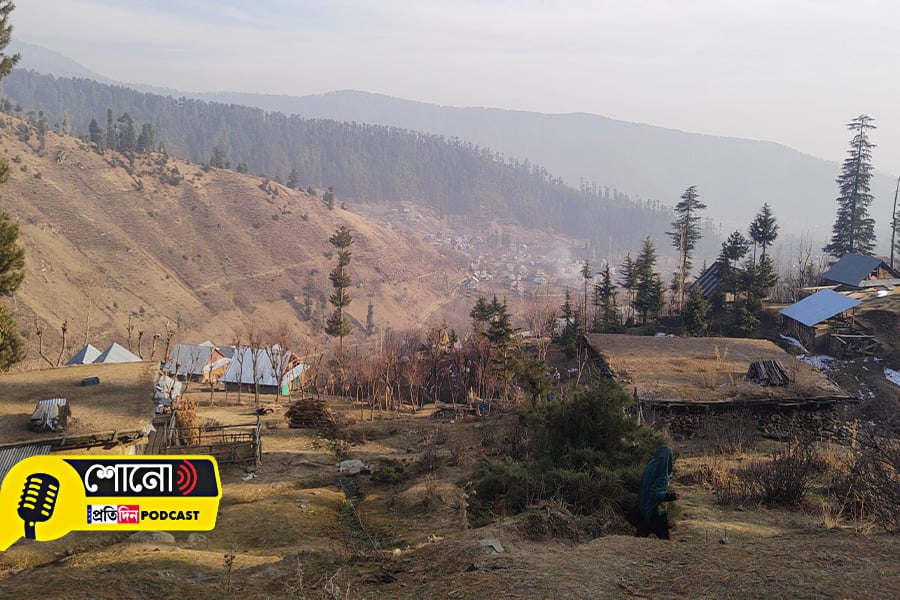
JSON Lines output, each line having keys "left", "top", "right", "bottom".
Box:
{"left": 165, "top": 343, "right": 230, "bottom": 383}
{"left": 820, "top": 253, "right": 900, "bottom": 290}
{"left": 0, "top": 362, "right": 159, "bottom": 485}
{"left": 691, "top": 261, "right": 727, "bottom": 299}
{"left": 220, "top": 346, "right": 306, "bottom": 396}
{"left": 779, "top": 289, "right": 861, "bottom": 350}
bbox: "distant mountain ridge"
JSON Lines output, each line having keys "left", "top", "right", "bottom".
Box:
{"left": 196, "top": 89, "right": 897, "bottom": 246}
{"left": 0, "top": 69, "right": 678, "bottom": 261}
{"left": 8, "top": 40, "right": 898, "bottom": 251}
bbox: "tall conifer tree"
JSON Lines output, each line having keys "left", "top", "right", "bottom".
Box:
{"left": 668, "top": 185, "right": 706, "bottom": 311}
{"left": 325, "top": 226, "right": 353, "bottom": 353}
{"left": 0, "top": 1, "right": 24, "bottom": 369}
{"left": 824, "top": 115, "right": 877, "bottom": 257}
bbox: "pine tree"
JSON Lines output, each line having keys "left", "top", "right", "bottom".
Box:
{"left": 0, "top": 210, "right": 24, "bottom": 296}
{"left": 469, "top": 296, "right": 492, "bottom": 333}
{"left": 287, "top": 167, "right": 300, "bottom": 189}
{"left": 580, "top": 259, "right": 593, "bottom": 333}
{"left": 681, "top": 285, "right": 710, "bottom": 336}
{"left": 618, "top": 253, "right": 637, "bottom": 324}
{"left": 0, "top": 1, "right": 19, "bottom": 80}
{"left": 559, "top": 289, "right": 579, "bottom": 359}
{"left": 88, "top": 118, "right": 103, "bottom": 146}
{"left": 136, "top": 123, "right": 154, "bottom": 152}
{"left": 633, "top": 237, "right": 664, "bottom": 325}
{"left": 325, "top": 226, "right": 353, "bottom": 352}
{"left": 718, "top": 230, "right": 750, "bottom": 298}
{"left": 824, "top": 114, "right": 877, "bottom": 258}
{"left": 105, "top": 108, "right": 116, "bottom": 151}
{"left": 210, "top": 146, "right": 226, "bottom": 168}
{"left": 366, "top": 300, "right": 374, "bottom": 335}
{"left": 748, "top": 203, "right": 779, "bottom": 260}
{"left": 0, "top": 1, "right": 24, "bottom": 370}
{"left": 667, "top": 185, "right": 706, "bottom": 310}
{"left": 592, "top": 264, "right": 619, "bottom": 332}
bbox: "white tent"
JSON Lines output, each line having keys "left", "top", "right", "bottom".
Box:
{"left": 93, "top": 342, "right": 141, "bottom": 364}
{"left": 66, "top": 343, "right": 101, "bottom": 365}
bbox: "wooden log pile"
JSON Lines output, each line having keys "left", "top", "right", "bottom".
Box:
{"left": 285, "top": 397, "right": 335, "bottom": 430}
{"left": 746, "top": 360, "right": 790, "bottom": 386}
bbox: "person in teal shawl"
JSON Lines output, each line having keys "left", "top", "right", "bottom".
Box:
{"left": 632, "top": 445, "right": 679, "bottom": 539}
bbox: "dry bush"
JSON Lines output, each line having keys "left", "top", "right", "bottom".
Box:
{"left": 696, "top": 410, "right": 757, "bottom": 455}
{"left": 174, "top": 394, "right": 199, "bottom": 445}
{"left": 682, "top": 459, "right": 734, "bottom": 489}
{"left": 414, "top": 443, "right": 446, "bottom": 474}
{"left": 714, "top": 435, "right": 821, "bottom": 507}
{"left": 701, "top": 345, "right": 730, "bottom": 389}
{"left": 520, "top": 499, "right": 616, "bottom": 542}
{"left": 826, "top": 436, "right": 900, "bottom": 533}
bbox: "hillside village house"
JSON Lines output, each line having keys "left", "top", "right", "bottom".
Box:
{"left": 0, "top": 362, "right": 158, "bottom": 485}
{"left": 220, "top": 345, "right": 307, "bottom": 397}
{"left": 820, "top": 253, "right": 900, "bottom": 292}
{"left": 165, "top": 342, "right": 230, "bottom": 383}
{"left": 779, "top": 289, "right": 862, "bottom": 353}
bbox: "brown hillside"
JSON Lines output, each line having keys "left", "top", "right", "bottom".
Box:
{"left": 0, "top": 120, "right": 466, "bottom": 366}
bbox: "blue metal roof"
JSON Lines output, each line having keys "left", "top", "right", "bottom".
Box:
{"left": 780, "top": 289, "right": 860, "bottom": 327}
{"left": 821, "top": 254, "right": 892, "bottom": 287}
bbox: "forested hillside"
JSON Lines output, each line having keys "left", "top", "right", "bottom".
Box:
{"left": 0, "top": 69, "right": 678, "bottom": 257}
{"left": 0, "top": 118, "right": 473, "bottom": 363}
{"left": 189, "top": 90, "right": 900, "bottom": 245}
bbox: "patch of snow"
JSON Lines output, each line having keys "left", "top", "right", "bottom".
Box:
{"left": 885, "top": 368, "right": 900, "bottom": 387}
{"left": 779, "top": 334, "right": 808, "bottom": 354}
{"left": 798, "top": 354, "right": 835, "bottom": 371}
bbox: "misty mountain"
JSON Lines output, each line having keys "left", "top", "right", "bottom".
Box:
{"left": 194, "top": 90, "right": 898, "bottom": 246}
{"left": 9, "top": 40, "right": 114, "bottom": 84}
{"left": 0, "top": 69, "right": 683, "bottom": 261}
{"left": 11, "top": 40, "right": 895, "bottom": 253}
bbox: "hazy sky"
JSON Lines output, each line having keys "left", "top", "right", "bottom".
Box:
{"left": 13, "top": 0, "right": 900, "bottom": 172}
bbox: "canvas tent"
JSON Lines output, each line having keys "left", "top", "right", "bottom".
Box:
{"left": 93, "top": 342, "right": 141, "bottom": 364}
{"left": 66, "top": 343, "right": 101, "bottom": 365}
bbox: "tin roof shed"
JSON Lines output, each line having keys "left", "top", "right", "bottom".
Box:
{"left": 779, "top": 289, "right": 861, "bottom": 327}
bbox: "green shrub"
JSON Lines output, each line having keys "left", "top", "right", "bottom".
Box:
{"left": 468, "top": 380, "right": 665, "bottom": 527}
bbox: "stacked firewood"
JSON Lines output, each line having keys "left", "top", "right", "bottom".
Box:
{"left": 285, "top": 397, "right": 335, "bottom": 430}
{"left": 746, "top": 360, "right": 790, "bottom": 386}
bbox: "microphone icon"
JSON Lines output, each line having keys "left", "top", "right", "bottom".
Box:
{"left": 18, "top": 473, "right": 60, "bottom": 540}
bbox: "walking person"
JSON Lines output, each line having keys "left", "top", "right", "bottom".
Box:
{"left": 632, "top": 445, "right": 680, "bottom": 539}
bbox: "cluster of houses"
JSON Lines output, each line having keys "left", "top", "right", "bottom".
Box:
{"left": 67, "top": 341, "right": 307, "bottom": 397}
{"left": 0, "top": 341, "right": 307, "bottom": 485}
{"left": 696, "top": 252, "right": 900, "bottom": 355}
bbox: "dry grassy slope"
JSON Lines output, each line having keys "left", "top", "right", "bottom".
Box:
{"left": 0, "top": 120, "right": 463, "bottom": 364}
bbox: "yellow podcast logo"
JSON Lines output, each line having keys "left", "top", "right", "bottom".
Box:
{"left": 0, "top": 455, "right": 221, "bottom": 551}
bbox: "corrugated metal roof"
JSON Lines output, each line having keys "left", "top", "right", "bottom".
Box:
{"left": 165, "top": 344, "right": 216, "bottom": 375}
{"left": 780, "top": 289, "right": 860, "bottom": 327}
{"left": 692, "top": 261, "right": 726, "bottom": 298}
{"left": 221, "top": 346, "right": 304, "bottom": 386}
{"left": 0, "top": 443, "right": 52, "bottom": 486}
{"left": 821, "top": 254, "right": 884, "bottom": 287}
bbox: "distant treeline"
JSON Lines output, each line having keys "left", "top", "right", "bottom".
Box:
{"left": 1, "top": 69, "right": 677, "bottom": 255}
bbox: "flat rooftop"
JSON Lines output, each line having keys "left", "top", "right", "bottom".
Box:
{"left": 584, "top": 334, "right": 850, "bottom": 406}
{"left": 0, "top": 361, "right": 157, "bottom": 445}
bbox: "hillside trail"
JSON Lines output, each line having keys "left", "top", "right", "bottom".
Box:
{"left": 417, "top": 276, "right": 465, "bottom": 325}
